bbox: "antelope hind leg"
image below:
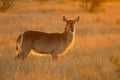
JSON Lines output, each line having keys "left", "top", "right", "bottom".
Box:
{"left": 15, "top": 49, "right": 31, "bottom": 60}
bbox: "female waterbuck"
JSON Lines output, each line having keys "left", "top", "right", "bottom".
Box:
{"left": 15, "top": 16, "right": 79, "bottom": 60}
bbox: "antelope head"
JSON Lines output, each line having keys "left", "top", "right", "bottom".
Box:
{"left": 63, "top": 16, "right": 79, "bottom": 33}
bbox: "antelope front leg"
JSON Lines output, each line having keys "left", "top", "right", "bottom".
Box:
{"left": 52, "top": 53, "right": 58, "bottom": 60}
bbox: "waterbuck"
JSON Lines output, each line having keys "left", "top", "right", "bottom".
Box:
{"left": 15, "top": 16, "right": 79, "bottom": 60}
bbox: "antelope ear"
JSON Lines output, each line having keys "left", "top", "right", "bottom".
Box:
{"left": 63, "top": 16, "right": 67, "bottom": 22}
{"left": 75, "top": 16, "right": 80, "bottom": 22}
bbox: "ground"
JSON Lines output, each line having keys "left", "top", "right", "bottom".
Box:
{"left": 0, "top": 0, "right": 120, "bottom": 80}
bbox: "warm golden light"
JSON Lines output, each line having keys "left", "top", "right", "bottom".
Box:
{"left": 0, "top": 0, "right": 120, "bottom": 80}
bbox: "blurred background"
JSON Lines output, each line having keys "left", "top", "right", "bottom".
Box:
{"left": 0, "top": 0, "right": 120, "bottom": 80}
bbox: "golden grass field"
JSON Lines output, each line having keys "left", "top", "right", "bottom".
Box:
{"left": 0, "top": 0, "right": 120, "bottom": 80}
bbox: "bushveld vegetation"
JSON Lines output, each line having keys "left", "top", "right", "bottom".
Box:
{"left": 0, "top": 0, "right": 14, "bottom": 12}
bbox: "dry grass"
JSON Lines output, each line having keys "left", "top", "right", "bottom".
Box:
{"left": 0, "top": 0, "right": 120, "bottom": 80}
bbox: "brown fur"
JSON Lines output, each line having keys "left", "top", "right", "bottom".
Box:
{"left": 15, "top": 16, "right": 79, "bottom": 60}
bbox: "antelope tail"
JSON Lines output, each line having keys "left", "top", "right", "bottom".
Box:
{"left": 16, "top": 34, "right": 23, "bottom": 51}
